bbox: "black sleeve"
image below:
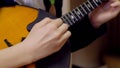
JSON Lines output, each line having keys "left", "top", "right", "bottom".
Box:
{"left": 69, "top": 15, "right": 107, "bottom": 52}
{"left": 0, "top": 0, "right": 17, "bottom": 7}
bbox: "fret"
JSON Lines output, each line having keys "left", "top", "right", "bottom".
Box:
{"left": 64, "top": 15, "right": 73, "bottom": 25}
{"left": 86, "top": 2, "right": 91, "bottom": 8}
{"left": 75, "top": 8, "right": 82, "bottom": 19}
{"left": 85, "top": 1, "right": 93, "bottom": 11}
{"left": 80, "top": 5, "right": 87, "bottom": 14}
{"left": 89, "top": 0, "right": 100, "bottom": 9}
{"left": 67, "top": 13, "right": 75, "bottom": 24}
{"left": 71, "top": 9, "right": 79, "bottom": 21}
{"left": 87, "top": 0, "right": 94, "bottom": 9}
{"left": 61, "top": 16, "right": 68, "bottom": 24}
{"left": 83, "top": 2, "right": 91, "bottom": 12}
{"left": 94, "top": 0, "right": 99, "bottom": 3}
{"left": 77, "top": 7, "right": 84, "bottom": 17}
{"left": 60, "top": 0, "right": 106, "bottom": 26}
{"left": 76, "top": 7, "right": 84, "bottom": 16}
{"left": 93, "top": 0, "right": 99, "bottom": 6}
{"left": 73, "top": 9, "right": 81, "bottom": 19}
{"left": 96, "top": 0, "right": 102, "bottom": 4}
{"left": 76, "top": 7, "right": 84, "bottom": 17}
{"left": 70, "top": 11, "right": 78, "bottom": 21}
{"left": 78, "top": 6, "right": 87, "bottom": 16}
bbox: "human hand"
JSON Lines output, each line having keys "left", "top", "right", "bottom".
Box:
{"left": 22, "top": 18, "right": 71, "bottom": 63}
{"left": 89, "top": 0, "right": 120, "bottom": 28}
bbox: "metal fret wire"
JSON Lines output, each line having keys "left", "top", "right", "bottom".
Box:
{"left": 61, "top": 0, "right": 104, "bottom": 26}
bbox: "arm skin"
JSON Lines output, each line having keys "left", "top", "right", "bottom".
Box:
{"left": 0, "top": 18, "right": 71, "bottom": 68}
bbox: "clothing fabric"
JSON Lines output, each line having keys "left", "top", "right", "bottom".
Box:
{"left": 14, "top": 0, "right": 45, "bottom": 9}
{"left": 69, "top": 16, "right": 107, "bottom": 52}
{"left": 0, "top": 0, "right": 17, "bottom": 7}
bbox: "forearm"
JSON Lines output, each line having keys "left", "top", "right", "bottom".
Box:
{"left": 0, "top": 43, "right": 32, "bottom": 68}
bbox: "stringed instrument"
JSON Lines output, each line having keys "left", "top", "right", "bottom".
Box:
{"left": 0, "top": 0, "right": 107, "bottom": 67}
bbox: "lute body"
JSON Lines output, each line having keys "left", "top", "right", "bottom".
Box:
{"left": 0, "top": 5, "right": 38, "bottom": 49}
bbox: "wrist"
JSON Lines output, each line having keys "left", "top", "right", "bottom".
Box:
{"left": 20, "top": 41, "right": 46, "bottom": 63}
{"left": 11, "top": 42, "right": 34, "bottom": 66}
{"left": 18, "top": 42, "right": 34, "bottom": 65}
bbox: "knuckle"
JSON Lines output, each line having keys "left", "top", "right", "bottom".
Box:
{"left": 34, "top": 23, "right": 40, "bottom": 28}
{"left": 51, "top": 44, "right": 60, "bottom": 52}
{"left": 64, "top": 23, "right": 69, "bottom": 26}
{"left": 56, "top": 48, "right": 61, "bottom": 52}
{"left": 57, "top": 18, "right": 63, "bottom": 23}
{"left": 49, "top": 23, "right": 57, "bottom": 29}
{"left": 54, "top": 31, "right": 61, "bottom": 37}
{"left": 63, "top": 23, "right": 69, "bottom": 29}
{"left": 55, "top": 45, "right": 62, "bottom": 52}
{"left": 59, "top": 18, "right": 63, "bottom": 22}
{"left": 44, "top": 17, "right": 51, "bottom": 20}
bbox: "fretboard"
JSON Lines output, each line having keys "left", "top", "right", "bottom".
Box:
{"left": 61, "top": 0, "right": 107, "bottom": 26}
